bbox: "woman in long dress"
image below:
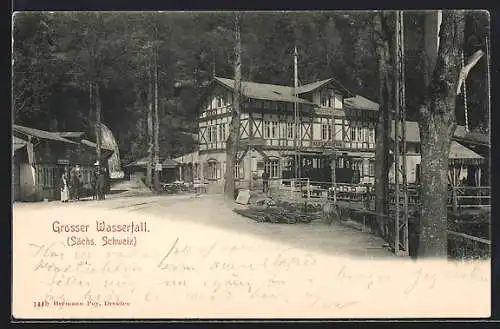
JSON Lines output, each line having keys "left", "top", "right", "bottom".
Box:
{"left": 60, "top": 171, "right": 69, "bottom": 203}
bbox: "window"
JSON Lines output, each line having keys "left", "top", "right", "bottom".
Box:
{"left": 264, "top": 121, "right": 271, "bottom": 138}
{"left": 207, "top": 161, "right": 218, "bottom": 180}
{"left": 322, "top": 123, "right": 332, "bottom": 141}
{"left": 321, "top": 94, "right": 328, "bottom": 107}
{"left": 271, "top": 122, "right": 278, "bottom": 138}
{"left": 416, "top": 164, "right": 421, "bottom": 184}
{"left": 364, "top": 127, "right": 369, "bottom": 142}
{"left": 219, "top": 123, "right": 226, "bottom": 141}
{"left": 357, "top": 127, "right": 363, "bottom": 142}
{"left": 329, "top": 95, "right": 336, "bottom": 108}
{"left": 353, "top": 160, "right": 363, "bottom": 176}
{"left": 217, "top": 96, "right": 223, "bottom": 108}
{"left": 287, "top": 122, "right": 294, "bottom": 139}
{"left": 369, "top": 160, "right": 375, "bottom": 177}
{"left": 350, "top": 127, "right": 356, "bottom": 141}
{"left": 369, "top": 127, "right": 375, "bottom": 143}
{"left": 206, "top": 127, "right": 212, "bottom": 142}
{"left": 234, "top": 162, "right": 244, "bottom": 179}
{"left": 212, "top": 125, "right": 217, "bottom": 142}
{"left": 37, "top": 165, "right": 57, "bottom": 188}
{"left": 265, "top": 159, "right": 280, "bottom": 178}
{"left": 337, "top": 157, "right": 344, "bottom": 168}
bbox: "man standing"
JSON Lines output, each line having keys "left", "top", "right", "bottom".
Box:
{"left": 91, "top": 164, "right": 98, "bottom": 200}
{"left": 97, "top": 166, "right": 106, "bottom": 200}
{"left": 262, "top": 169, "right": 270, "bottom": 194}
{"left": 73, "top": 164, "right": 82, "bottom": 201}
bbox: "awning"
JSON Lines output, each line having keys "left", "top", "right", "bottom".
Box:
{"left": 344, "top": 152, "right": 374, "bottom": 159}
{"left": 174, "top": 151, "right": 200, "bottom": 164}
{"left": 449, "top": 141, "right": 484, "bottom": 165}
{"left": 125, "top": 157, "right": 179, "bottom": 169}
{"left": 162, "top": 158, "right": 180, "bottom": 168}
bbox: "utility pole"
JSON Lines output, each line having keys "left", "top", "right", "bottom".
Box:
{"left": 153, "top": 41, "right": 161, "bottom": 192}
{"left": 293, "top": 46, "right": 299, "bottom": 182}
{"left": 394, "top": 10, "right": 409, "bottom": 256}
{"left": 330, "top": 92, "right": 337, "bottom": 203}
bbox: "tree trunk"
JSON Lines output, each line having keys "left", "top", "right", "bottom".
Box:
{"left": 146, "top": 66, "right": 154, "bottom": 189}
{"left": 417, "top": 11, "right": 465, "bottom": 258}
{"left": 373, "top": 12, "right": 394, "bottom": 240}
{"left": 89, "top": 80, "right": 94, "bottom": 132}
{"left": 153, "top": 44, "right": 161, "bottom": 192}
{"left": 224, "top": 12, "right": 242, "bottom": 200}
{"left": 95, "top": 82, "right": 102, "bottom": 162}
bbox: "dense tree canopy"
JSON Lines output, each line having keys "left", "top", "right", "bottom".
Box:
{"left": 12, "top": 11, "right": 490, "bottom": 162}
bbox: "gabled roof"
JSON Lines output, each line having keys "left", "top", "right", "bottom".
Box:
{"left": 297, "top": 78, "right": 354, "bottom": 98}
{"left": 214, "top": 77, "right": 314, "bottom": 105}
{"left": 344, "top": 95, "right": 379, "bottom": 111}
{"left": 13, "top": 124, "right": 77, "bottom": 144}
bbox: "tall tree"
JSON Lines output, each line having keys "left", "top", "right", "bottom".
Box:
{"left": 224, "top": 12, "right": 242, "bottom": 199}
{"left": 417, "top": 11, "right": 466, "bottom": 258}
{"left": 373, "top": 12, "right": 395, "bottom": 239}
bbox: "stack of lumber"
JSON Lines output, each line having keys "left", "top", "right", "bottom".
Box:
{"left": 233, "top": 199, "right": 320, "bottom": 224}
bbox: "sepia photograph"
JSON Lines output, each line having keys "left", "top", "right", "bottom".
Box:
{"left": 11, "top": 10, "right": 491, "bottom": 319}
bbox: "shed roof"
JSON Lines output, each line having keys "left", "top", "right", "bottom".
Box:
{"left": 13, "top": 124, "right": 77, "bottom": 144}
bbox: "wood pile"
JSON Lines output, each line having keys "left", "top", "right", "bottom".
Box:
{"left": 233, "top": 199, "right": 321, "bottom": 224}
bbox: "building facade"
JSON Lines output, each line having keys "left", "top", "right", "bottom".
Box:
{"left": 12, "top": 124, "right": 114, "bottom": 201}
{"left": 187, "top": 76, "right": 380, "bottom": 190}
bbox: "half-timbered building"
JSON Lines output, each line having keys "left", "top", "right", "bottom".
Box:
{"left": 181, "top": 76, "right": 380, "bottom": 189}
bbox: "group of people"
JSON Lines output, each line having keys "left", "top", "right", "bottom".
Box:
{"left": 60, "top": 162, "right": 108, "bottom": 202}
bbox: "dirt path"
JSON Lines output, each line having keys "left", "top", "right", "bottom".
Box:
{"left": 12, "top": 195, "right": 490, "bottom": 319}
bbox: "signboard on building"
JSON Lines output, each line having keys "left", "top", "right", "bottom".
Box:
{"left": 155, "top": 163, "right": 163, "bottom": 171}
{"left": 312, "top": 141, "right": 343, "bottom": 148}
{"left": 57, "top": 159, "right": 70, "bottom": 165}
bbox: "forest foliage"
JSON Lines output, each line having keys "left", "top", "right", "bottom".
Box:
{"left": 12, "top": 11, "right": 490, "bottom": 162}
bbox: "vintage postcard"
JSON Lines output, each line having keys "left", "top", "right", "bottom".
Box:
{"left": 11, "top": 10, "right": 491, "bottom": 319}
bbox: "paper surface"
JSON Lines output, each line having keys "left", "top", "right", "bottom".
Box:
{"left": 12, "top": 200, "right": 490, "bottom": 319}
